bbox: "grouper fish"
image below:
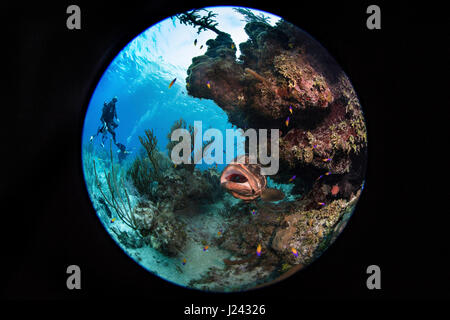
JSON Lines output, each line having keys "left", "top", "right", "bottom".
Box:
{"left": 220, "top": 155, "right": 284, "bottom": 201}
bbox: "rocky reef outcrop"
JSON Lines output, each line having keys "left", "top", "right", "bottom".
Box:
{"left": 132, "top": 201, "right": 187, "bottom": 257}
{"left": 186, "top": 19, "right": 367, "bottom": 188}
{"left": 92, "top": 123, "right": 223, "bottom": 258}
{"left": 127, "top": 123, "right": 222, "bottom": 212}
{"left": 177, "top": 13, "right": 368, "bottom": 290}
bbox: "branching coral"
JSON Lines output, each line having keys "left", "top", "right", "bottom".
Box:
{"left": 233, "top": 7, "right": 271, "bottom": 25}
{"left": 176, "top": 9, "right": 224, "bottom": 35}
{"left": 93, "top": 143, "right": 139, "bottom": 231}
{"left": 82, "top": 143, "right": 97, "bottom": 195}
{"left": 139, "top": 129, "right": 162, "bottom": 183}
{"left": 167, "top": 118, "right": 191, "bottom": 156}
{"left": 127, "top": 152, "right": 155, "bottom": 199}
{"left": 166, "top": 118, "right": 214, "bottom": 172}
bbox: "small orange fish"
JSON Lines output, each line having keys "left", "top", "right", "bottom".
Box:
{"left": 288, "top": 175, "right": 296, "bottom": 183}
{"left": 250, "top": 209, "right": 256, "bottom": 215}
{"left": 317, "top": 172, "right": 330, "bottom": 180}
{"left": 322, "top": 158, "right": 331, "bottom": 162}
{"left": 203, "top": 245, "right": 209, "bottom": 252}
{"left": 182, "top": 258, "right": 186, "bottom": 265}
{"left": 168, "top": 78, "right": 176, "bottom": 88}
{"left": 110, "top": 218, "right": 116, "bottom": 223}
{"left": 289, "top": 106, "right": 293, "bottom": 114}
{"left": 318, "top": 202, "right": 326, "bottom": 206}
{"left": 206, "top": 81, "right": 211, "bottom": 89}
{"left": 217, "top": 231, "right": 221, "bottom": 236}
{"left": 256, "top": 244, "right": 262, "bottom": 256}
{"left": 174, "top": 163, "right": 177, "bottom": 168}
{"left": 285, "top": 116, "right": 290, "bottom": 127}
{"left": 231, "top": 43, "right": 235, "bottom": 49}
{"left": 186, "top": 82, "right": 190, "bottom": 88}
{"left": 291, "top": 247, "right": 298, "bottom": 257}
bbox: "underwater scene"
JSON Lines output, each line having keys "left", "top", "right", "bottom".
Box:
{"left": 81, "top": 6, "right": 367, "bottom": 292}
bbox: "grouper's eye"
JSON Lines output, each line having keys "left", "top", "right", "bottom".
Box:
{"left": 227, "top": 173, "right": 248, "bottom": 183}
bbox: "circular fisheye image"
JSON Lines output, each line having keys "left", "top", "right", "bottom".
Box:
{"left": 82, "top": 6, "right": 367, "bottom": 292}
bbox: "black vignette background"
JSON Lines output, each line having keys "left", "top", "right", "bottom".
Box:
{"left": 1, "top": 0, "right": 449, "bottom": 307}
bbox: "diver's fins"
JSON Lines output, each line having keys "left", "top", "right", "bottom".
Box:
{"left": 261, "top": 188, "right": 285, "bottom": 202}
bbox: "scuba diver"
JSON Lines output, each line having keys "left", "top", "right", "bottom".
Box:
{"left": 90, "top": 96, "right": 120, "bottom": 147}
{"left": 91, "top": 122, "right": 109, "bottom": 147}
{"left": 116, "top": 142, "right": 132, "bottom": 163}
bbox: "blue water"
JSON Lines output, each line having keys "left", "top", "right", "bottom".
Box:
{"left": 81, "top": 8, "right": 278, "bottom": 169}
{"left": 82, "top": 59, "right": 237, "bottom": 171}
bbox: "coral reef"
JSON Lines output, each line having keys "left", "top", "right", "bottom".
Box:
{"left": 127, "top": 151, "right": 155, "bottom": 199}
{"left": 132, "top": 201, "right": 187, "bottom": 256}
{"left": 110, "top": 227, "right": 145, "bottom": 249}
{"left": 184, "top": 16, "right": 367, "bottom": 188}
{"left": 139, "top": 129, "right": 162, "bottom": 182}
{"left": 93, "top": 141, "right": 190, "bottom": 257}
{"left": 93, "top": 143, "right": 138, "bottom": 231}
{"left": 126, "top": 119, "right": 223, "bottom": 213}
{"left": 166, "top": 118, "right": 215, "bottom": 172}
{"left": 210, "top": 184, "right": 362, "bottom": 289}
{"left": 157, "top": 166, "right": 222, "bottom": 211}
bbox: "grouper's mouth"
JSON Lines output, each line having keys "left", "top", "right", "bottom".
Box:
{"left": 220, "top": 164, "right": 261, "bottom": 200}
{"left": 225, "top": 167, "right": 249, "bottom": 183}
{"left": 226, "top": 173, "right": 247, "bottom": 183}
